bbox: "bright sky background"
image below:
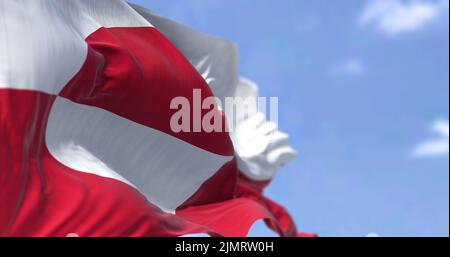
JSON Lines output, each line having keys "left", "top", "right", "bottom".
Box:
{"left": 130, "top": 0, "right": 449, "bottom": 237}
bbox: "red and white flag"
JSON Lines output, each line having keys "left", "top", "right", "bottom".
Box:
{"left": 0, "top": 0, "right": 311, "bottom": 237}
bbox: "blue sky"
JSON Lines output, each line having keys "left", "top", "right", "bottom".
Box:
{"left": 130, "top": 0, "right": 449, "bottom": 236}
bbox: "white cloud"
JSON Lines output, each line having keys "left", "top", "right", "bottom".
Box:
{"left": 331, "top": 58, "right": 366, "bottom": 77}
{"left": 412, "top": 119, "right": 449, "bottom": 158}
{"left": 359, "top": 0, "right": 449, "bottom": 36}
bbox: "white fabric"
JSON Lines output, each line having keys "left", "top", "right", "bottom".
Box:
{"left": 230, "top": 79, "right": 297, "bottom": 181}
{"left": 46, "top": 97, "right": 233, "bottom": 212}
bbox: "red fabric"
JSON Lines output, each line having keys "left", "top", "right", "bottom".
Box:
{"left": 177, "top": 198, "right": 276, "bottom": 237}
{"left": 61, "top": 27, "right": 233, "bottom": 156}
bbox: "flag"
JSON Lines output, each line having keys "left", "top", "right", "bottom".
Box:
{"left": 0, "top": 0, "right": 311, "bottom": 237}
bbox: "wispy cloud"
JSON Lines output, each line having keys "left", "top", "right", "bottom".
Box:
{"left": 412, "top": 119, "right": 449, "bottom": 158}
{"left": 359, "top": 0, "right": 449, "bottom": 36}
{"left": 330, "top": 58, "right": 366, "bottom": 77}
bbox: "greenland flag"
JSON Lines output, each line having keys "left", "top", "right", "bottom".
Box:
{"left": 0, "top": 0, "right": 311, "bottom": 237}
